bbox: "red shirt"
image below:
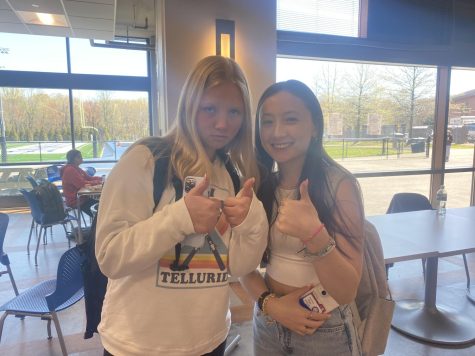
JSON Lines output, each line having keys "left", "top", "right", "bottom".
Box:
{"left": 61, "top": 164, "right": 102, "bottom": 207}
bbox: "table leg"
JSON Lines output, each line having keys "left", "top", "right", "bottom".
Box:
{"left": 391, "top": 257, "right": 475, "bottom": 345}
{"left": 76, "top": 201, "right": 84, "bottom": 245}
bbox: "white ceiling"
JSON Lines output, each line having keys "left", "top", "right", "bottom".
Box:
{"left": 0, "top": 0, "right": 155, "bottom": 40}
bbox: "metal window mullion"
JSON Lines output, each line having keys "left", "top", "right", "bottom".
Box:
{"left": 430, "top": 66, "right": 450, "bottom": 206}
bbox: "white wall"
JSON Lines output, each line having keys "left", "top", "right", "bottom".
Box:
{"left": 157, "top": 0, "right": 276, "bottom": 130}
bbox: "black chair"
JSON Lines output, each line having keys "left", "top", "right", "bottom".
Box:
{"left": 386, "top": 193, "right": 433, "bottom": 278}
{"left": 20, "top": 189, "right": 77, "bottom": 266}
{"left": 0, "top": 247, "right": 85, "bottom": 356}
{"left": 0, "top": 213, "right": 19, "bottom": 297}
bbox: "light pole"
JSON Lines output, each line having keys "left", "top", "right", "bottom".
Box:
{"left": 0, "top": 94, "right": 7, "bottom": 163}
{"left": 0, "top": 47, "right": 9, "bottom": 162}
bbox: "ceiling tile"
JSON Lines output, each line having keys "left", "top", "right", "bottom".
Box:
{"left": 0, "top": 22, "right": 28, "bottom": 33}
{"left": 8, "top": 0, "right": 64, "bottom": 14}
{"left": 73, "top": 28, "right": 113, "bottom": 40}
{"left": 27, "top": 23, "right": 72, "bottom": 37}
{"left": 63, "top": 0, "right": 114, "bottom": 20}
{"left": 68, "top": 16, "right": 113, "bottom": 32}
{"left": 0, "top": 9, "right": 18, "bottom": 22}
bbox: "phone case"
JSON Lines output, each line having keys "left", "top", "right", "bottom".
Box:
{"left": 183, "top": 176, "right": 210, "bottom": 196}
{"left": 298, "top": 284, "right": 339, "bottom": 313}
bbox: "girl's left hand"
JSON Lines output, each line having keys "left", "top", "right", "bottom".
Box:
{"left": 222, "top": 178, "right": 254, "bottom": 227}
{"left": 276, "top": 180, "right": 321, "bottom": 241}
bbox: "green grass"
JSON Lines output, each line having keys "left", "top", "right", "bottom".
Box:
{"left": 2, "top": 143, "right": 102, "bottom": 163}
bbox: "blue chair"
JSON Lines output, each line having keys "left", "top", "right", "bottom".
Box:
{"left": 25, "top": 175, "right": 39, "bottom": 188}
{"left": 20, "top": 189, "right": 77, "bottom": 266}
{"left": 46, "top": 165, "right": 62, "bottom": 183}
{"left": 84, "top": 166, "right": 96, "bottom": 176}
{"left": 0, "top": 247, "right": 85, "bottom": 356}
{"left": 0, "top": 213, "right": 19, "bottom": 297}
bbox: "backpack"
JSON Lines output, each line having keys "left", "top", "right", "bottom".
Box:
{"left": 350, "top": 220, "right": 395, "bottom": 356}
{"left": 81, "top": 145, "right": 240, "bottom": 339}
{"left": 33, "top": 181, "right": 67, "bottom": 224}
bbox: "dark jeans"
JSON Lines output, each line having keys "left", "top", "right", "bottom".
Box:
{"left": 103, "top": 340, "right": 226, "bottom": 356}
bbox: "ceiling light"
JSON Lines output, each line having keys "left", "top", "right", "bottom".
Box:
{"left": 17, "top": 11, "right": 68, "bottom": 27}
{"left": 36, "top": 13, "right": 54, "bottom": 25}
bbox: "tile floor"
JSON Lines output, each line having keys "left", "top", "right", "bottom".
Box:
{"left": 1, "top": 211, "right": 475, "bottom": 355}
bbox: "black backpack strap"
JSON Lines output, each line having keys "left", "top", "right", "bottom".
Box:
{"left": 223, "top": 157, "right": 240, "bottom": 195}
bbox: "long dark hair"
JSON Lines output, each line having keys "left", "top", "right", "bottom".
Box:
{"left": 255, "top": 80, "right": 361, "bottom": 245}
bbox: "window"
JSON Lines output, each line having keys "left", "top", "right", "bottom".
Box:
{"left": 277, "top": 57, "right": 437, "bottom": 173}
{"left": 69, "top": 39, "right": 148, "bottom": 76}
{"left": 277, "top": 0, "right": 360, "bottom": 37}
{"left": 0, "top": 32, "right": 152, "bottom": 199}
{"left": 72, "top": 90, "right": 149, "bottom": 161}
{"left": 0, "top": 33, "right": 67, "bottom": 72}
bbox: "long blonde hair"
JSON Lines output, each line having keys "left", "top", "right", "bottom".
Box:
{"left": 163, "top": 55, "right": 258, "bottom": 185}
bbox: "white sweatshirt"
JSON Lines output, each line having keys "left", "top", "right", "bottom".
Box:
{"left": 96, "top": 144, "right": 268, "bottom": 355}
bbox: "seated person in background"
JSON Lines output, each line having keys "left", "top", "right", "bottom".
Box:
{"left": 61, "top": 149, "right": 102, "bottom": 217}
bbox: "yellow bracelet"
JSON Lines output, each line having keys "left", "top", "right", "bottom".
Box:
{"left": 261, "top": 293, "right": 276, "bottom": 316}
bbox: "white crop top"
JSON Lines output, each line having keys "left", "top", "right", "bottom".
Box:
{"left": 266, "top": 187, "right": 321, "bottom": 288}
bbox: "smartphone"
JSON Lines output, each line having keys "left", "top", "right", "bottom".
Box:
{"left": 299, "top": 284, "right": 339, "bottom": 314}
{"left": 183, "top": 176, "right": 209, "bottom": 196}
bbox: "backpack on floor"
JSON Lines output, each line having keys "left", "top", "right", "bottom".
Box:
{"left": 351, "top": 220, "right": 395, "bottom": 356}
{"left": 33, "top": 181, "right": 66, "bottom": 224}
{"left": 81, "top": 143, "right": 240, "bottom": 339}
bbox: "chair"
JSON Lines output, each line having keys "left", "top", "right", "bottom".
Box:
{"left": 84, "top": 166, "right": 96, "bottom": 176}
{"left": 0, "top": 247, "right": 85, "bottom": 356}
{"left": 386, "top": 193, "right": 433, "bottom": 278}
{"left": 385, "top": 192, "right": 471, "bottom": 285}
{"left": 0, "top": 213, "right": 19, "bottom": 297}
{"left": 25, "top": 175, "right": 39, "bottom": 188}
{"left": 46, "top": 165, "right": 62, "bottom": 183}
{"left": 20, "top": 189, "right": 77, "bottom": 266}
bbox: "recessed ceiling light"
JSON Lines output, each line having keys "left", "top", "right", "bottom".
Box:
{"left": 32, "top": 4, "right": 40, "bottom": 8}
{"left": 17, "top": 11, "right": 68, "bottom": 27}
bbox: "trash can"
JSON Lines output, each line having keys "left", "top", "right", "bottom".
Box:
{"left": 411, "top": 141, "right": 425, "bottom": 153}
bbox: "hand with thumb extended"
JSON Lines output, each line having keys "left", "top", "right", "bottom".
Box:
{"left": 275, "top": 179, "right": 322, "bottom": 242}
{"left": 223, "top": 177, "right": 255, "bottom": 227}
{"left": 184, "top": 176, "right": 222, "bottom": 233}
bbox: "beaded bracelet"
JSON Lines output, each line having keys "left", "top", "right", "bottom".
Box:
{"left": 302, "top": 223, "right": 325, "bottom": 244}
{"left": 257, "top": 291, "right": 271, "bottom": 312}
{"left": 261, "top": 293, "right": 276, "bottom": 316}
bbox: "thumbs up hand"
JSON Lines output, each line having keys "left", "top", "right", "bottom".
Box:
{"left": 222, "top": 177, "right": 255, "bottom": 227}
{"left": 276, "top": 180, "right": 322, "bottom": 241}
{"left": 184, "top": 176, "right": 222, "bottom": 234}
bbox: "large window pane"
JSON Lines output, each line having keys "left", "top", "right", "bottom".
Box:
{"left": 443, "top": 172, "right": 473, "bottom": 208}
{"left": 447, "top": 67, "right": 475, "bottom": 168}
{"left": 277, "top": 57, "right": 437, "bottom": 173}
{"left": 358, "top": 175, "right": 431, "bottom": 216}
{"left": 277, "top": 0, "right": 360, "bottom": 37}
{"left": 0, "top": 88, "right": 71, "bottom": 195}
{"left": 72, "top": 90, "right": 149, "bottom": 162}
{"left": 0, "top": 33, "right": 67, "bottom": 72}
{"left": 69, "top": 39, "right": 148, "bottom": 76}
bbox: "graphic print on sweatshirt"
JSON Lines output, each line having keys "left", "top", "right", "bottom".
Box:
{"left": 156, "top": 183, "right": 231, "bottom": 289}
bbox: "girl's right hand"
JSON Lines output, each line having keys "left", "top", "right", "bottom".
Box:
{"left": 265, "top": 286, "right": 331, "bottom": 336}
{"left": 184, "top": 176, "right": 222, "bottom": 234}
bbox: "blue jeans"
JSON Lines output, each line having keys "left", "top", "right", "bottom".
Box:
{"left": 253, "top": 303, "right": 362, "bottom": 356}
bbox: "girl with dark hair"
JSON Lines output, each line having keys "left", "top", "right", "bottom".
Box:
{"left": 240, "top": 80, "right": 364, "bottom": 355}
{"left": 61, "top": 149, "right": 102, "bottom": 217}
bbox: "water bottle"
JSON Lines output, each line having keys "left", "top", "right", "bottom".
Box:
{"left": 436, "top": 185, "right": 447, "bottom": 216}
